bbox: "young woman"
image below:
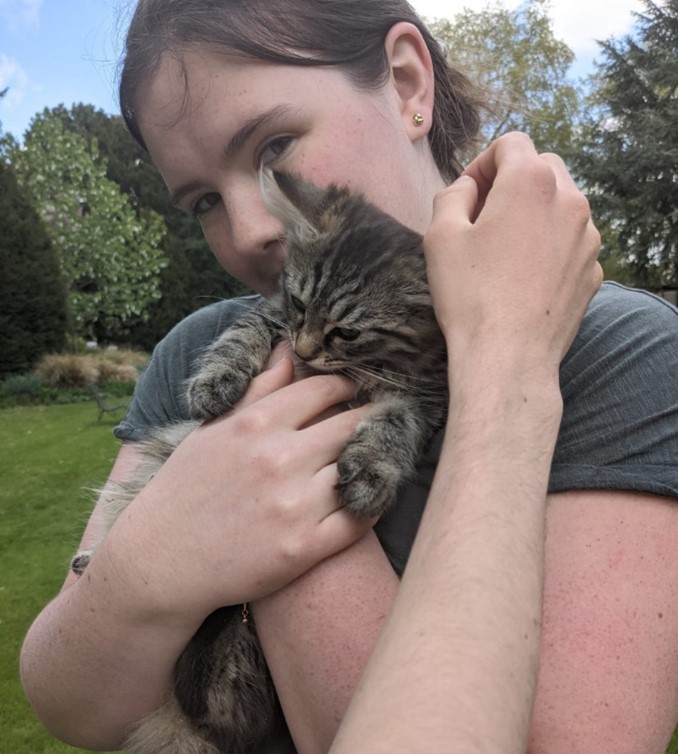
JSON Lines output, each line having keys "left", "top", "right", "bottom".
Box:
{"left": 21, "top": 2, "right": 678, "bottom": 752}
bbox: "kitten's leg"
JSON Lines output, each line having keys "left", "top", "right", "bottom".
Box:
{"left": 177, "top": 608, "right": 279, "bottom": 752}
{"left": 187, "top": 302, "right": 282, "bottom": 420}
{"left": 337, "top": 393, "right": 433, "bottom": 518}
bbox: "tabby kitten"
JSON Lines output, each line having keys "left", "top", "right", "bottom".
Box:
{"left": 71, "top": 171, "right": 448, "bottom": 754}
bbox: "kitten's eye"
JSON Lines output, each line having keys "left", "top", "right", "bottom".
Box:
{"left": 258, "top": 136, "right": 294, "bottom": 168}
{"left": 331, "top": 327, "right": 360, "bottom": 342}
{"left": 290, "top": 295, "right": 306, "bottom": 314}
{"left": 192, "top": 192, "right": 221, "bottom": 216}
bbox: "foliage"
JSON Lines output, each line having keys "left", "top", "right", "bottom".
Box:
{"left": 1, "top": 372, "right": 43, "bottom": 400}
{"left": 50, "top": 104, "right": 249, "bottom": 350}
{"left": 2, "top": 112, "right": 168, "bottom": 342}
{"left": 429, "top": 0, "right": 580, "bottom": 158}
{"left": 0, "top": 160, "right": 68, "bottom": 376}
{"left": 570, "top": 0, "right": 678, "bottom": 288}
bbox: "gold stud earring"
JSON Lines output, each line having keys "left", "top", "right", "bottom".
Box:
{"left": 412, "top": 113, "right": 425, "bottom": 127}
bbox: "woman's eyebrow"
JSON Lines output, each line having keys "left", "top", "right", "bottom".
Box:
{"left": 223, "top": 104, "right": 298, "bottom": 162}
{"left": 170, "top": 104, "right": 298, "bottom": 208}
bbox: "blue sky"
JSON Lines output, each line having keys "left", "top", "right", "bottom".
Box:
{"left": 0, "top": 0, "right": 127, "bottom": 138}
{"left": 0, "top": 0, "right": 645, "bottom": 141}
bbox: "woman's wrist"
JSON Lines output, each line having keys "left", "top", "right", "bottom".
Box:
{"left": 447, "top": 347, "right": 564, "bottom": 441}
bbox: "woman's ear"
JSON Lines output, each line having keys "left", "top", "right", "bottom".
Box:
{"left": 383, "top": 22, "right": 435, "bottom": 142}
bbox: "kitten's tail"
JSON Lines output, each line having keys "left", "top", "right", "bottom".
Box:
{"left": 123, "top": 695, "right": 220, "bottom": 754}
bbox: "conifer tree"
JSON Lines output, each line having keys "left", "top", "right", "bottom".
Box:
{"left": 573, "top": 0, "right": 678, "bottom": 287}
{"left": 0, "top": 160, "right": 68, "bottom": 375}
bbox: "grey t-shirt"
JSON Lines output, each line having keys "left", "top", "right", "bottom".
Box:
{"left": 115, "top": 282, "right": 678, "bottom": 575}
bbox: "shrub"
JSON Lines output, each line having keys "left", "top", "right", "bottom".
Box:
{"left": 33, "top": 349, "right": 148, "bottom": 391}
{"left": 34, "top": 354, "right": 100, "bottom": 388}
{"left": 96, "top": 360, "right": 139, "bottom": 384}
{"left": 2, "top": 373, "right": 43, "bottom": 400}
{"left": 96, "top": 347, "right": 149, "bottom": 371}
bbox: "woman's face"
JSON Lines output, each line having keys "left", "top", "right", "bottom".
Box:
{"left": 137, "top": 47, "right": 442, "bottom": 295}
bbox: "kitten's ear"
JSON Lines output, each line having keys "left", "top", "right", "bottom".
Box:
{"left": 259, "top": 168, "right": 321, "bottom": 244}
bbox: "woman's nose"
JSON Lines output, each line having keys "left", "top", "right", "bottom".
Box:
{"left": 227, "top": 186, "right": 281, "bottom": 260}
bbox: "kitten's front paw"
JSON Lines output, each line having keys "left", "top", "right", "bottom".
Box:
{"left": 187, "top": 366, "right": 250, "bottom": 420}
{"left": 336, "top": 442, "right": 401, "bottom": 518}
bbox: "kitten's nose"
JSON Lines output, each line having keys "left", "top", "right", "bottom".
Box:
{"left": 295, "top": 331, "right": 322, "bottom": 360}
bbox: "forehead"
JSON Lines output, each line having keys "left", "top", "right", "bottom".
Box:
{"left": 136, "top": 47, "right": 366, "bottom": 141}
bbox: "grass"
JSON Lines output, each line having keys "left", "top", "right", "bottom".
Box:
{"left": 1, "top": 401, "right": 678, "bottom": 753}
{"left": 0, "top": 402, "right": 121, "bottom": 754}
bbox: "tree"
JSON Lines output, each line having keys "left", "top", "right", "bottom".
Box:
{"left": 571, "top": 0, "right": 678, "bottom": 288}
{"left": 50, "top": 103, "right": 248, "bottom": 349}
{"left": 428, "top": 0, "right": 580, "bottom": 157}
{"left": 0, "top": 159, "right": 68, "bottom": 375}
{"left": 2, "top": 112, "right": 168, "bottom": 342}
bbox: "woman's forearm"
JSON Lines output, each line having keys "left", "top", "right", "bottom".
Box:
{"left": 20, "top": 524, "right": 204, "bottom": 750}
{"left": 330, "top": 364, "right": 563, "bottom": 754}
{"left": 20, "top": 443, "right": 198, "bottom": 749}
{"left": 254, "top": 530, "right": 399, "bottom": 754}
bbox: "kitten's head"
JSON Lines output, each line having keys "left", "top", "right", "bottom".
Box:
{"left": 260, "top": 169, "right": 442, "bottom": 374}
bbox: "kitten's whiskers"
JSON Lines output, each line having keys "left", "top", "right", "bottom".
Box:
{"left": 342, "top": 364, "right": 434, "bottom": 395}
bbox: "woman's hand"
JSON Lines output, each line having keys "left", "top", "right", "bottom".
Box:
{"left": 92, "top": 357, "right": 374, "bottom": 621}
{"left": 424, "top": 133, "right": 602, "bottom": 377}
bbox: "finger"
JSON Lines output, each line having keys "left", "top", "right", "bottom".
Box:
{"left": 314, "top": 495, "right": 378, "bottom": 559}
{"left": 301, "top": 403, "right": 373, "bottom": 469}
{"left": 430, "top": 174, "right": 480, "bottom": 228}
{"left": 539, "top": 152, "right": 590, "bottom": 204}
{"left": 463, "top": 132, "right": 537, "bottom": 197}
{"left": 235, "top": 356, "right": 295, "bottom": 410}
{"left": 252, "top": 374, "right": 356, "bottom": 429}
{"left": 303, "top": 463, "right": 378, "bottom": 558}
{"left": 267, "top": 340, "right": 295, "bottom": 368}
{"left": 307, "top": 463, "right": 344, "bottom": 517}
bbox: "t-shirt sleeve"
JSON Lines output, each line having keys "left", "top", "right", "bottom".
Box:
{"left": 114, "top": 297, "right": 259, "bottom": 442}
{"left": 549, "top": 282, "right": 678, "bottom": 498}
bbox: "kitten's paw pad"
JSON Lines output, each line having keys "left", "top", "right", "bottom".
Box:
{"left": 187, "top": 369, "right": 249, "bottom": 420}
{"left": 336, "top": 445, "right": 400, "bottom": 518}
{"left": 71, "top": 551, "right": 92, "bottom": 575}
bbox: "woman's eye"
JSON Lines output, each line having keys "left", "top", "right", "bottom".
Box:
{"left": 192, "top": 192, "right": 221, "bottom": 216}
{"left": 331, "top": 327, "right": 360, "bottom": 342}
{"left": 259, "top": 136, "right": 293, "bottom": 167}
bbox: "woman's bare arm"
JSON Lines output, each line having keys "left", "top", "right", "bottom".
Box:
{"left": 256, "top": 134, "right": 602, "bottom": 754}
{"left": 254, "top": 531, "right": 398, "bottom": 753}
{"left": 20, "top": 363, "right": 374, "bottom": 750}
{"left": 20, "top": 442, "right": 194, "bottom": 749}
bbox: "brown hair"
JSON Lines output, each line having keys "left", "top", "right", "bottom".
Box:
{"left": 120, "top": 0, "right": 483, "bottom": 181}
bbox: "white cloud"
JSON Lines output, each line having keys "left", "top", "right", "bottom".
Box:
{"left": 0, "top": 54, "right": 30, "bottom": 109}
{"left": 410, "top": 0, "right": 645, "bottom": 64}
{"left": 548, "top": 0, "right": 644, "bottom": 59}
{"left": 0, "top": 0, "right": 44, "bottom": 29}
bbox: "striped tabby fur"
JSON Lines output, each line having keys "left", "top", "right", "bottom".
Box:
{"left": 72, "top": 172, "right": 448, "bottom": 753}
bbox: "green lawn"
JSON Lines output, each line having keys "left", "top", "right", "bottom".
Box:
{"left": 0, "top": 402, "right": 121, "bottom": 754}
{"left": 1, "top": 402, "right": 677, "bottom": 753}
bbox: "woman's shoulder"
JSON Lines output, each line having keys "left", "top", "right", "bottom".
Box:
{"left": 553, "top": 281, "right": 678, "bottom": 498}
{"left": 582, "top": 279, "right": 677, "bottom": 328}
{"left": 561, "top": 281, "right": 677, "bottom": 391}
{"left": 156, "top": 295, "right": 261, "bottom": 367}
{"left": 114, "top": 296, "right": 260, "bottom": 441}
